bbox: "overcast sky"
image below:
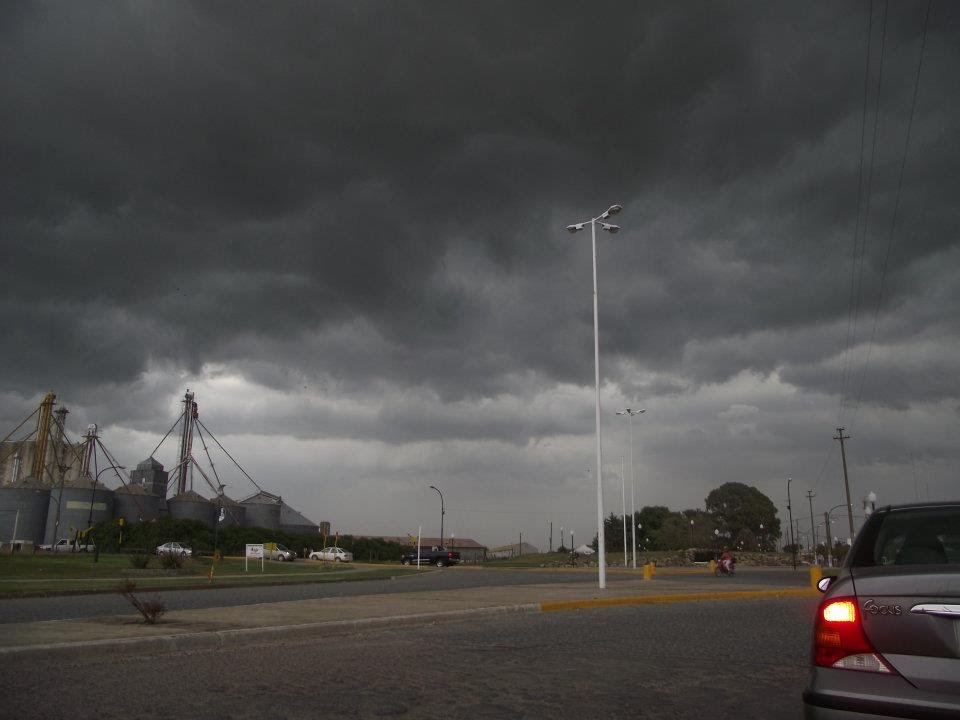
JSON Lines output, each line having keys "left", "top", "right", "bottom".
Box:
{"left": 2, "top": 1, "right": 957, "bottom": 548}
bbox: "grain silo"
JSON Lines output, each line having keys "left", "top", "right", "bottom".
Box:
{"left": 114, "top": 483, "right": 166, "bottom": 524}
{"left": 216, "top": 494, "right": 246, "bottom": 527}
{"left": 241, "top": 491, "right": 282, "bottom": 530}
{"left": 167, "top": 490, "right": 215, "bottom": 527}
{"left": 0, "top": 478, "right": 51, "bottom": 546}
{"left": 43, "top": 479, "right": 115, "bottom": 544}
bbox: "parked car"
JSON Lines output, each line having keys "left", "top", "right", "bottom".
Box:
{"left": 309, "top": 546, "right": 353, "bottom": 562}
{"left": 265, "top": 542, "right": 296, "bottom": 561}
{"left": 156, "top": 541, "right": 193, "bottom": 557}
{"left": 803, "top": 501, "right": 960, "bottom": 718}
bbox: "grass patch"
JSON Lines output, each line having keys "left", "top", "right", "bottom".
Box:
{"left": 0, "top": 554, "right": 419, "bottom": 597}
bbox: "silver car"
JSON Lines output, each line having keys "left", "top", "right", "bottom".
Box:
{"left": 156, "top": 541, "right": 193, "bottom": 557}
{"left": 308, "top": 546, "right": 353, "bottom": 562}
{"left": 804, "top": 501, "right": 959, "bottom": 718}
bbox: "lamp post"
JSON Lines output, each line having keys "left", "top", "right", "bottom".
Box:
{"left": 87, "top": 465, "right": 123, "bottom": 561}
{"left": 787, "top": 477, "right": 796, "bottom": 570}
{"left": 213, "top": 484, "right": 226, "bottom": 557}
{"left": 567, "top": 203, "right": 623, "bottom": 590}
{"left": 620, "top": 456, "right": 627, "bottom": 565}
{"left": 616, "top": 407, "right": 644, "bottom": 569}
{"left": 429, "top": 485, "right": 445, "bottom": 548}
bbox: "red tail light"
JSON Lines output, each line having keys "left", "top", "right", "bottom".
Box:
{"left": 813, "top": 597, "right": 893, "bottom": 673}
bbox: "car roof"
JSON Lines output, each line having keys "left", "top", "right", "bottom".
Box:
{"left": 870, "top": 501, "right": 960, "bottom": 514}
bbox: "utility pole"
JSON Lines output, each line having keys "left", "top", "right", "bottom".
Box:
{"left": 549, "top": 521, "right": 553, "bottom": 552}
{"left": 834, "top": 428, "right": 855, "bottom": 539}
{"left": 807, "top": 490, "right": 817, "bottom": 564}
{"left": 824, "top": 512, "right": 833, "bottom": 568}
{"left": 786, "top": 477, "right": 796, "bottom": 570}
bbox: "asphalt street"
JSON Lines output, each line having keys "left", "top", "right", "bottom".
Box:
{"left": 1, "top": 594, "right": 819, "bottom": 719}
{"left": 0, "top": 566, "right": 810, "bottom": 623}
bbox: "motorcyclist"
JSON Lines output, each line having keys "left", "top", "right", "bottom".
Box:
{"left": 720, "top": 547, "right": 735, "bottom": 573}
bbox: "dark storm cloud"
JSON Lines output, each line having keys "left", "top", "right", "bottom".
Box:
{"left": 2, "top": 0, "right": 958, "bottom": 438}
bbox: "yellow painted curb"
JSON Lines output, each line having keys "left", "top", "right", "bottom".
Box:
{"left": 540, "top": 587, "right": 817, "bottom": 613}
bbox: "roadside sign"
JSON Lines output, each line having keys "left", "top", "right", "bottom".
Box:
{"left": 245, "top": 543, "right": 264, "bottom": 572}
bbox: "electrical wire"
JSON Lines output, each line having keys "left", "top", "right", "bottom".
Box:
{"left": 849, "top": 0, "right": 932, "bottom": 429}
{"left": 196, "top": 419, "right": 264, "bottom": 494}
{"left": 841, "top": 0, "right": 889, "bottom": 427}
{"left": 839, "top": 0, "right": 877, "bottom": 426}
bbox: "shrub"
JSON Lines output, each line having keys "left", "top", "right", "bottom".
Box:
{"left": 158, "top": 552, "right": 185, "bottom": 570}
{"left": 118, "top": 581, "right": 165, "bottom": 624}
{"left": 128, "top": 554, "right": 151, "bottom": 569}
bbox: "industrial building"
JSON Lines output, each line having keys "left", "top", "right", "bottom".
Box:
{"left": 0, "top": 392, "right": 323, "bottom": 549}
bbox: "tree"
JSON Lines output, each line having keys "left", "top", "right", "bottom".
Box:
{"left": 705, "top": 482, "right": 781, "bottom": 550}
{"left": 636, "top": 506, "right": 672, "bottom": 550}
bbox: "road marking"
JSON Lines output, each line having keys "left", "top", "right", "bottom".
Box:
{"left": 540, "top": 587, "right": 817, "bottom": 612}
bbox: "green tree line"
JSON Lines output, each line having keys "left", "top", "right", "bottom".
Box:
{"left": 89, "top": 517, "right": 408, "bottom": 562}
{"left": 597, "top": 481, "right": 783, "bottom": 552}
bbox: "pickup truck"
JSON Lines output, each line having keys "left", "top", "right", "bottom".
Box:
{"left": 39, "top": 538, "right": 95, "bottom": 553}
{"left": 400, "top": 546, "right": 461, "bottom": 567}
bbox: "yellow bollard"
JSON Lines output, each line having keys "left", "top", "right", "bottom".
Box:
{"left": 643, "top": 562, "right": 653, "bottom": 581}
{"left": 709, "top": 559, "right": 717, "bottom": 574}
{"left": 810, "top": 565, "right": 822, "bottom": 589}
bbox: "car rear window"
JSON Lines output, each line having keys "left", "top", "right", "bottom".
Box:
{"left": 849, "top": 506, "right": 960, "bottom": 567}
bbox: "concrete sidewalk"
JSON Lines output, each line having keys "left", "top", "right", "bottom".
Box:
{"left": 0, "top": 569, "right": 816, "bottom": 660}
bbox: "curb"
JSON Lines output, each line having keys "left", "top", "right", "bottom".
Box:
{"left": 540, "top": 587, "right": 818, "bottom": 612}
{"left": 0, "top": 603, "right": 540, "bottom": 661}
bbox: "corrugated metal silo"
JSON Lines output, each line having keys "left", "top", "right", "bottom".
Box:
{"left": 44, "top": 481, "right": 115, "bottom": 544}
{"left": 216, "top": 494, "right": 246, "bottom": 527}
{"left": 114, "top": 484, "right": 166, "bottom": 525}
{"left": 0, "top": 479, "right": 51, "bottom": 545}
{"left": 167, "top": 490, "right": 215, "bottom": 527}
{"left": 241, "top": 491, "right": 282, "bottom": 530}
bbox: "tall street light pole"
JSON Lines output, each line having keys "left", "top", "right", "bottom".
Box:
{"left": 620, "top": 456, "right": 627, "bottom": 565}
{"left": 86, "top": 464, "right": 124, "bottom": 560}
{"left": 616, "top": 407, "right": 644, "bottom": 569}
{"left": 429, "top": 485, "right": 445, "bottom": 548}
{"left": 787, "top": 477, "right": 796, "bottom": 570}
{"left": 567, "top": 204, "right": 623, "bottom": 590}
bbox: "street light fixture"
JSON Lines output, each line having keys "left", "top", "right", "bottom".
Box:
{"left": 567, "top": 203, "right": 623, "bottom": 590}
{"left": 616, "top": 407, "right": 645, "bottom": 569}
{"left": 429, "top": 485, "right": 445, "bottom": 548}
{"left": 87, "top": 464, "right": 124, "bottom": 561}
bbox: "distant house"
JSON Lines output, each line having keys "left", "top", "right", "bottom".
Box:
{"left": 488, "top": 542, "right": 541, "bottom": 559}
{"left": 373, "top": 536, "right": 488, "bottom": 564}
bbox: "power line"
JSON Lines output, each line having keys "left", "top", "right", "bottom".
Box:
{"left": 849, "top": 0, "right": 932, "bottom": 427}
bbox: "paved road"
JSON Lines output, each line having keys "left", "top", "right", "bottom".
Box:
{"left": 1, "top": 594, "right": 818, "bottom": 719}
{"left": 0, "top": 566, "right": 809, "bottom": 624}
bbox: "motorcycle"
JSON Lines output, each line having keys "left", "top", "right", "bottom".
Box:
{"left": 715, "top": 557, "right": 736, "bottom": 576}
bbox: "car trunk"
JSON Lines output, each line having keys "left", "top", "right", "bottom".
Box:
{"left": 851, "top": 567, "right": 960, "bottom": 695}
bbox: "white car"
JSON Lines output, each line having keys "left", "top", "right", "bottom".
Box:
{"left": 309, "top": 546, "right": 353, "bottom": 562}
{"left": 156, "top": 541, "right": 193, "bottom": 557}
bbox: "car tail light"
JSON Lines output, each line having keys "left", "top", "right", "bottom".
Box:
{"left": 448, "top": 552, "right": 455, "bottom": 559}
{"left": 813, "top": 597, "right": 893, "bottom": 673}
